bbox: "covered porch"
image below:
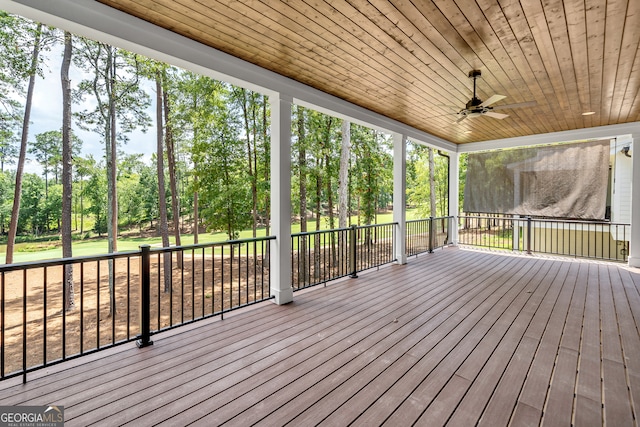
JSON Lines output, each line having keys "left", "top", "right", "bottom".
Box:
{"left": 2, "top": 248, "right": 639, "bottom": 426}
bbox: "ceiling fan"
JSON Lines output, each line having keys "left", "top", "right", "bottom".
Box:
{"left": 450, "top": 70, "right": 536, "bottom": 123}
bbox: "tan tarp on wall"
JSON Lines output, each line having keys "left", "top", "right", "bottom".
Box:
{"left": 464, "top": 139, "right": 610, "bottom": 219}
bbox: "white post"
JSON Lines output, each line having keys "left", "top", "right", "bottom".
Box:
{"left": 448, "top": 151, "right": 460, "bottom": 245}
{"left": 393, "top": 133, "right": 407, "bottom": 264}
{"left": 269, "top": 93, "right": 294, "bottom": 304}
{"left": 628, "top": 136, "right": 640, "bottom": 268}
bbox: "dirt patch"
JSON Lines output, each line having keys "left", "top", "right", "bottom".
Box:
{"left": 1, "top": 251, "right": 269, "bottom": 377}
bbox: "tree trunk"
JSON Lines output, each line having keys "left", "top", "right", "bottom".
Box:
{"left": 193, "top": 183, "right": 199, "bottom": 244}
{"left": 429, "top": 147, "right": 436, "bottom": 217}
{"left": 338, "top": 120, "right": 350, "bottom": 230}
{"left": 5, "top": 23, "right": 42, "bottom": 265}
{"left": 80, "top": 178, "right": 84, "bottom": 234}
{"left": 106, "top": 48, "right": 118, "bottom": 316}
{"left": 297, "top": 106, "right": 308, "bottom": 284}
{"left": 163, "top": 74, "right": 181, "bottom": 268}
{"left": 338, "top": 120, "right": 350, "bottom": 266}
{"left": 156, "top": 72, "right": 171, "bottom": 293}
{"left": 239, "top": 89, "right": 258, "bottom": 236}
{"left": 192, "top": 121, "right": 199, "bottom": 244}
{"left": 262, "top": 98, "right": 270, "bottom": 236}
{"left": 314, "top": 166, "right": 322, "bottom": 281}
{"left": 61, "top": 31, "right": 74, "bottom": 311}
{"left": 315, "top": 167, "right": 322, "bottom": 231}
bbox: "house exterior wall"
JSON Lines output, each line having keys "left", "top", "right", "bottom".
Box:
{"left": 611, "top": 136, "right": 633, "bottom": 224}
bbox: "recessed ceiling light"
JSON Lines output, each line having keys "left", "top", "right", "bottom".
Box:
{"left": 582, "top": 111, "right": 595, "bottom": 116}
{"left": 464, "top": 130, "right": 472, "bottom": 134}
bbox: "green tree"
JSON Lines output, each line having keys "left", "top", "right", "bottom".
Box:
{"left": 74, "top": 39, "right": 150, "bottom": 312}
{"left": 5, "top": 20, "right": 49, "bottom": 263}
{"left": 172, "top": 71, "right": 208, "bottom": 244}
{"left": 83, "top": 158, "right": 107, "bottom": 236}
{"left": 28, "top": 130, "right": 81, "bottom": 204}
{"left": 0, "top": 171, "right": 13, "bottom": 233}
{"left": 117, "top": 154, "right": 145, "bottom": 230}
{"left": 74, "top": 38, "right": 151, "bottom": 255}
{"left": 350, "top": 125, "right": 391, "bottom": 225}
{"left": 0, "top": 120, "right": 19, "bottom": 172}
{"left": 230, "top": 88, "right": 270, "bottom": 236}
{"left": 137, "top": 162, "right": 159, "bottom": 228}
{"left": 0, "top": 12, "right": 28, "bottom": 163}
{"left": 192, "top": 83, "right": 251, "bottom": 239}
{"left": 73, "top": 156, "right": 93, "bottom": 234}
{"left": 17, "top": 173, "right": 46, "bottom": 235}
{"left": 407, "top": 144, "right": 449, "bottom": 218}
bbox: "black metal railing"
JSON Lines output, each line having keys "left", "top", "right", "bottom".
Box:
{"left": 406, "top": 216, "right": 452, "bottom": 256}
{"left": 458, "top": 214, "right": 630, "bottom": 262}
{"left": 5, "top": 213, "right": 630, "bottom": 383}
{"left": 0, "top": 236, "right": 274, "bottom": 382}
{"left": 291, "top": 223, "right": 397, "bottom": 290}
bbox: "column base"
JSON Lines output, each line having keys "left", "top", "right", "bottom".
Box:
{"left": 271, "top": 286, "right": 293, "bottom": 305}
{"left": 628, "top": 256, "right": 640, "bottom": 269}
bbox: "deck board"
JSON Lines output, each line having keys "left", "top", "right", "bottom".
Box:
{"left": 333, "top": 255, "right": 538, "bottom": 426}
{"left": 0, "top": 248, "right": 639, "bottom": 426}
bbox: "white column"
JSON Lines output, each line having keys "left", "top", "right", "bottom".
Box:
{"left": 448, "top": 151, "right": 460, "bottom": 245}
{"left": 269, "top": 93, "right": 294, "bottom": 304}
{"left": 393, "top": 133, "right": 407, "bottom": 264}
{"left": 628, "top": 136, "right": 640, "bottom": 268}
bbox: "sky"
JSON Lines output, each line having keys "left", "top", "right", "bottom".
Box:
{"left": 17, "top": 43, "right": 156, "bottom": 175}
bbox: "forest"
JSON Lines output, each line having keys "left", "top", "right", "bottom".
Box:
{"left": 0, "top": 12, "right": 456, "bottom": 265}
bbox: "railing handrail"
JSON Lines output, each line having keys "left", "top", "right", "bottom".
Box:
{"left": 355, "top": 221, "right": 397, "bottom": 230}
{"left": 0, "top": 235, "right": 277, "bottom": 271}
{"left": 0, "top": 250, "right": 139, "bottom": 272}
{"left": 407, "top": 215, "right": 453, "bottom": 224}
{"left": 149, "top": 235, "right": 276, "bottom": 254}
{"left": 291, "top": 227, "right": 350, "bottom": 237}
{"left": 291, "top": 222, "right": 401, "bottom": 238}
{"left": 458, "top": 214, "right": 629, "bottom": 227}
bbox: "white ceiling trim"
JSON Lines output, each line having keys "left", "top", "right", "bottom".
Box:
{"left": 459, "top": 122, "right": 640, "bottom": 153}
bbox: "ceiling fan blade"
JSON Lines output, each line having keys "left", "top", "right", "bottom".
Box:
{"left": 484, "top": 111, "right": 509, "bottom": 120}
{"left": 480, "top": 94, "right": 506, "bottom": 107}
{"left": 492, "top": 100, "right": 537, "bottom": 111}
{"left": 455, "top": 115, "right": 468, "bottom": 124}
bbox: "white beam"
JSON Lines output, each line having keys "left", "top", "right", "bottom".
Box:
{"left": 458, "top": 122, "right": 640, "bottom": 153}
{"left": 393, "top": 133, "right": 407, "bottom": 265}
{"left": 269, "top": 94, "right": 293, "bottom": 304}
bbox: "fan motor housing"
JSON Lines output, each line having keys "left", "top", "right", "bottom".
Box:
{"left": 466, "top": 96, "right": 483, "bottom": 109}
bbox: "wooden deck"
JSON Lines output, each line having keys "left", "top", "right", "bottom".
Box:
{"left": 1, "top": 247, "right": 639, "bottom": 426}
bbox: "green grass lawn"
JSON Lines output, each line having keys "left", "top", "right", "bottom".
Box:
{"left": 1, "top": 210, "right": 422, "bottom": 264}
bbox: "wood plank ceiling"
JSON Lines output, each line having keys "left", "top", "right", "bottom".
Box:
{"left": 97, "top": 0, "right": 640, "bottom": 145}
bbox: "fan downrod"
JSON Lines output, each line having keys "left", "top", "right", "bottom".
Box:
{"left": 467, "top": 70, "right": 483, "bottom": 109}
